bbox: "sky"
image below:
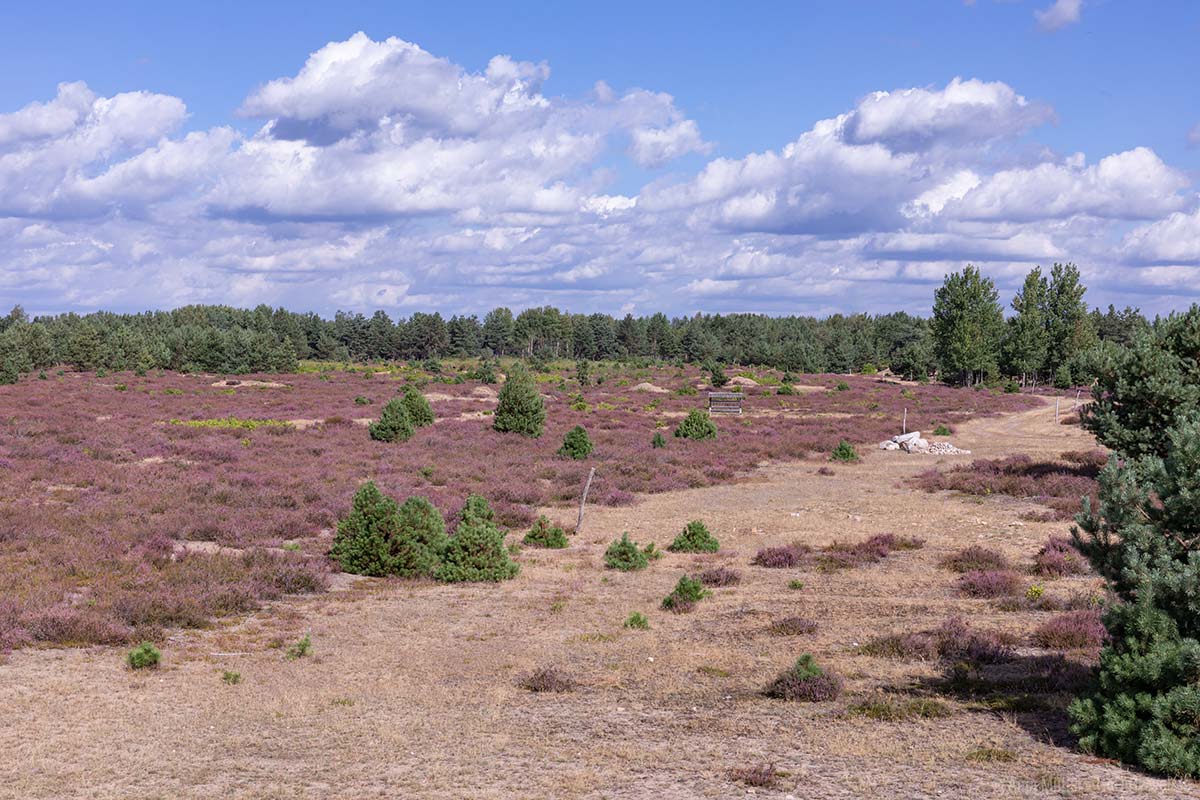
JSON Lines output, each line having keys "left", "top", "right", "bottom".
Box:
{"left": 1, "top": 0, "right": 1198, "bottom": 319}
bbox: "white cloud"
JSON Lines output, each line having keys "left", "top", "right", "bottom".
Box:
{"left": 1035, "top": 0, "right": 1083, "bottom": 32}
{"left": 1123, "top": 209, "right": 1200, "bottom": 265}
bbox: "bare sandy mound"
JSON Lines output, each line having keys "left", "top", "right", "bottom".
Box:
{"left": 728, "top": 376, "right": 759, "bottom": 387}
{"left": 632, "top": 382, "right": 669, "bottom": 394}
{"left": 471, "top": 386, "right": 498, "bottom": 399}
{"left": 211, "top": 379, "right": 288, "bottom": 389}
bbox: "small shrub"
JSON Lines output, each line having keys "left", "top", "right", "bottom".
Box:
{"left": 728, "top": 763, "right": 778, "bottom": 788}
{"left": 493, "top": 366, "right": 545, "bottom": 437}
{"left": 859, "top": 618, "right": 1013, "bottom": 664}
{"left": 667, "top": 520, "right": 719, "bottom": 553}
{"left": 368, "top": 397, "right": 414, "bottom": 442}
{"left": 523, "top": 515, "right": 568, "bottom": 549}
{"left": 957, "top": 570, "right": 1024, "bottom": 598}
{"left": 459, "top": 494, "right": 496, "bottom": 526}
{"left": 661, "top": 575, "right": 711, "bottom": 613}
{"left": 787, "top": 579, "right": 805, "bottom": 590}
{"left": 285, "top": 634, "right": 311, "bottom": 659}
{"left": 763, "top": 653, "right": 842, "bottom": 702}
{"left": 391, "top": 496, "right": 450, "bottom": 578}
{"left": 1003, "top": 380, "right": 1021, "bottom": 394}
{"left": 752, "top": 543, "right": 810, "bottom": 568}
{"left": 575, "top": 359, "right": 591, "bottom": 386}
{"left": 330, "top": 482, "right": 403, "bottom": 577}
{"left": 776, "top": 383, "right": 796, "bottom": 396}
{"left": 939, "top": 546, "right": 1010, "bottom": 573}
{"left": 766, "top": 616, "right": 818, "bottom": 636}
{"left": 222, "top": 670, "right": 242, "bottom": 685}
{"left": 557, "top": 425, "right": 594, "bottom": 460}
{"left": 697, "top": 566, "right": 741, "bottom": 587}
{"left": 848, "top": 694, "right": 953, "bottom": 721}
{"left": 816, "top": 466, "right": 835, "bottom": 476}
{"left": 830, "top": 440, "right": 859, "bottom": 462}
{"left": 126, "top": 641, "right": 161, "bottom": 670}
{"left": 1033, "top": 610, "right": 1106, "bottom": 650}
{"left": 604, "top": 533, "right": 650, "bottom": 571}
{"left": 708, "top": 363, "right": 729, "bottom": 387}
{"left": 966, "top": 747, "right": 1016, "bottom": 763}
{"left": 642, "top": 542, "right": 663, "bottom": 561}
{"left": 623, "top": 612, "right": 650, "bottom": 630}
{"left": 651, "top": 432, "right": 666, "bottom": 449}
{"left": 674, "top": 409, "right": 717, "bottom": 441}
{"left": 401, "top": 385, "right": 435, "bottom": 427}
{"left": 835, "top": 381, "right": 850, "bottom": 392}
{"left": 436, "top": 515, "right": 519, "bottom": 583}
{"left": 933, "top": 424, "right": 952, "bottom": 436}
{"left": 354, "top": 395, "right": 372, "bottom": 405}
{"left": 520, "top": 667, "right": 574, "bottom": 693}
{"left": 1034, "top": 536, "right": 1088, "bottom": 577}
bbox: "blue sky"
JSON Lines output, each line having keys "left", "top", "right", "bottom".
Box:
{"left": 1, "top": 1, "right": 1198, "bottom": 317}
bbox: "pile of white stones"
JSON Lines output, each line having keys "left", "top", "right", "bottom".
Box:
{"left": 879, "top": 431, "right": 971, "bottom": 455}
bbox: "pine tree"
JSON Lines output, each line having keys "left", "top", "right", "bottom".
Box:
{"left": 401, "top": 385, "right": 435, "bottom": 427}
{"left": 369, "top": 397, "right": 415, "bottom": 442}
{"left": 493, "top": 365, "right": 545, "bottom": 437}
{"left": 388, "top": 496, "right": 449, "bottom": 578}
{"left": 436, "top": 517, "right": 519, "bottom": 582}
{"left": 557, "top": 425, "right": 593, "bottom": 460}
{"left": 330, "top": 482, "right": 402, "bottom": 577}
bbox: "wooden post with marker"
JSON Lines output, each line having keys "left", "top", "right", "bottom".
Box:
{"left": 576, "top": 467, "right": 596, "bottom": 535}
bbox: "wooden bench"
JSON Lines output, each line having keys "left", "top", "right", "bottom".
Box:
{"left": 707, "top": 392, "right": 744, "bottom": 414}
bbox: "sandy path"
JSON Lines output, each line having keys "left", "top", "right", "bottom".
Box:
{"left": 0, "top": 397, "right": 1191, "bottom": 800}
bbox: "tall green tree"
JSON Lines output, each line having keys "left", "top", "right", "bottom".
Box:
{"left": 930, "top": 265, "right": 1004, "bottom": 385}
{"left": 1003, "top": 267, "right": 1050, "bottom": 385}
{"left": 1043, "top": 262, "right": 1096, "bottom": 376}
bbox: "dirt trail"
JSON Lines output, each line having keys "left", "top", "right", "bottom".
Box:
{"left": 0, "top": 398, "right": 1191, "bottom": 800}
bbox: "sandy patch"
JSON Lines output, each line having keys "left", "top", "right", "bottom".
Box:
{"left": 728, "top": 376, "right": 759, "bottom": 387}
{"left": 210, "top": 379, "right": 288, "bottom": 389}
{"left": 632, "top": 382, "right": 669, "bottom": 394}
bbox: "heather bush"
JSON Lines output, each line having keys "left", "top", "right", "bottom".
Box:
{"left": 667, "top": 520, "right": 719, "bottom": 553}
{"left": 436, "top": 515, "right": 519, "bottom": 583}
{"left": 661, "top": 575, "right": 711, "bottom": 613}
{"left": 557, "top": 425, "right": 593, "bottom": 460}
{"left": 520, "top": 667, "right": 575, "bottom": 693}
{"left": 674, "top": 409, "right": 717, "bottom": 441}
{"left": 911, "top": 454, "right": 1099, "bottom": 521}
{"left": 368, "top": 397, "right": 414, "bottom": 443}
{"left": 604, "top": 533, "right": 649, "bottom": 572}
{"left": 126, "top": 641, "right": 161, "bottom": 670}
{"left": 1033, "top": 610, "right": 1106, "bottom": 650}
{"left": 766, "top": 616, "right": 818, "bottom": 636}
{"left": 848, "top": 693, "right": 953, "bottom": 721}
{"left": 728, "top": 763, "right": 778, "bottom": 788}
{"left": 751, "top": 543, "right": 810, "bottom": 568}
{"left": 956, "top": 570, "right": 1024, "bottom": 598}
{"left": 523, "top": 515, "right": 568, "bottom": 549}
{"left": 763, "top": 653, "right": 842, "bottom": 702}
{"left": 623, "top": 612, "right": 650, "bottom": 630}
{"left": 330, "top": 482, "right": 403, "bottom": 576}
{"left": 829, "top": 440, "right": 858, "bottom": 462}
{"left": 817, "top": 533, "right": 923, "bottom": 571}
{"left": 493, "top": 366, "right": 545, "bottom": 437}
{"left": 697, "top": 566, "right": 741, "bottom": 587}
{"left": 1034, "top": 535, "right": 1087, "bottom": 577}
{"left": 859, "top": 617, "right": 1013, "bottom": 664}
{"left": 939, "top": 546, "right": 1010, "bottom": 573}
{"left": 401, "top": 385, "right": 435, "bottom": 427}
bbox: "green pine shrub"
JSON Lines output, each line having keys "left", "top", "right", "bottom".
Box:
{"left": 830, "top": 440, "right": 859, "bottom": 462}
{"left": 557, "top": 425, "right": 593, "bottom": 460}
{"left": 661, "top": 575, "right": 711, "bottom": 613}
{"left": 604, "top": 533, "right": 649, "bottom": 571}
{"left": 390, "top": 496, "right": 449, "bottom": 577}
{"left": 402, "top": 385, "right": 435, "bottom": 427}
{"left": 674, "top": 409, "right": 717, "bottom": 441}
{"left": 435, "top": 515, "right": 520, "bottom": 583}
{"left": 523, "top": 515, "right": 568, "bottom": 548}
{"left": 776, "top": 383, "right": 796, "bottom": 396}
{"left": 493, "top": 366, "right": 545, "bottom": 437}
{"left": 459, "top": 494, "right": 495, "bottom": 526}
{"left": 126, "top": 641, "right": 161, "bottom": 670}
{"left": 623, "top": 612, "right": 650, "bottom": 630}
{"left": 933, "top": 424, "right": 952, "bottom": 436}
{"left": 651, "top": 432, "right": 666, "bottom": 448}
{"left": 330, "top": 482, "right": 403, "bottom": 576}
{"left": 368, "top": 397, "right": 414, "bottom": 442}
{"left": 667, "top": 520, "right": 719, "bottom": 553}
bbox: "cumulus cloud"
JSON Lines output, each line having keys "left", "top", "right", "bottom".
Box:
{"left": 1, "top": 36, "right": 1197, "bottom": 317}
{"left": 1035, "top": 0, "right": 1083, "bottom": 32}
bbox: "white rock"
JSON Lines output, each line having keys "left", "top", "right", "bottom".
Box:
{"left": 879, "top": 440, "right": 900, "bottom": 450}
{"left": 893, "top": 431, "right": 921, "bottom": 444}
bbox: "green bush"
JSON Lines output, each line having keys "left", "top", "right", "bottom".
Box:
{"left": 576, "top": 359, "right": 591, "bottom": 387}
{"left": 285, "top": 634, "right": 311, "bottom": 659}
{"left": 667, "top": 520, "right": 719, "bottom": 553}
{"left": 776, "top": 383, "right": 797, "bottom": 396}
{"left": 523, "top": 515, "right": 568, "bottom": 548}
{"left": 835, "top": 380, "right": 850, "bottom": 391}
{"left": 661, "top": 575, "right": 711, "bottom": 612}
{"left": 493, "top": 366, "right": 545, "bottom": 437}
{"left": 354, "top": 395, "right": 373, "bottom": 405}
{"left": 861, "top": 363, "right": 878, "bottom": 375}
{"left": 391, "top": 496, "right": 450, "bottom": 577}
{"left": 330, "top": 482, "right": 403, "bottom": 576}
{"left": 1054, "top": 364, "right": 1074, "bottom": 389}
{"left": 830, "top": 440, "right": 859, "bottom": 462}
{"left": 604, "top": 533, "right": 650, "bottom": 571}
{"left": 933, "top": 424, "right": 952, "bottom": 436}
{"left": 674, "top": 409, "right": 717, "bottom": 441}
{"left": 126, "top": 641, "right": 161, "bottom": 670}
{"left": 623, "top": 612, "right": 650, "bottom": 630}
{"left": 468, "top": 360, "right": 498, "bottom": 384}
{"left": 368, "top": 397, "right": 414, "bottom": 442}
{"left": 1003, "top": 379, "right": 1021, "bottom": 393}
{"left": 459, "top": 494, "right": 495, "bottom": 525}
{"left": 651, "top": 432, "right": 666, "bottom": 449}
{"left": 402, "top": 385, "right": 435, "bottom": 427}
{"left": 557, "top": 425, "right": 593, "bottom": 460}
{"left": 708, "top": 364, "right": 729, "bottom": 388}
{"left": 435, "top": 515, "right": 519, "bottom": 583}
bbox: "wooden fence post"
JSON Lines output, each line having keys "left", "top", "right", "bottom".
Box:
{"left": 1055, "top": 397, "right": 1060, "bottom": 424}
{"left": 575, "top": 467, "right": 596, "bottom": 535}
{"left": 902, "top": 407, "right": 907, "bottom": 434}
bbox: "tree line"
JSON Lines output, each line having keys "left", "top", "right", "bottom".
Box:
{"left": 0, "top": 263, "right": 1151, "bottom": 383}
